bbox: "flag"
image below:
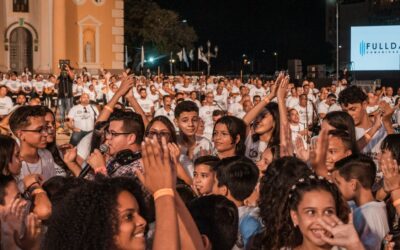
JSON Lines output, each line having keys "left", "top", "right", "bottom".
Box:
{"left": 177, "top": 50, "right": 183, "bottom": 62}
{"left": 140, "top": 46, "right": 144, "bottom": 68}
{"left": 183, "top": 48, "right": 189, "bottom": 67}
{"left": 189, "top": 49, "right": 194, "bottom": 61}
{"left": 198, "top": 48, "right": 209, "bottom": 64}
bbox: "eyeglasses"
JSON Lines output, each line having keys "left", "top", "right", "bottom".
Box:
{"left": 21, "top": 126, "right": 52, "bottom": 135}
{"left": 104, "top": 130, "right": 132, "bottom": 139}
{"left": 145, "top": 131, "right": 171, "bottom": 140}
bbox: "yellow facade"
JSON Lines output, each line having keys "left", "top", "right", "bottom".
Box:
{"left": 0, "top": 0, "right": 125, "bottom": 74}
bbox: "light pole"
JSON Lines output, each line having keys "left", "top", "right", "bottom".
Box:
{"left": 336, "top": 0, "right": 339, "bottom": 82}
{"left": 273, "top": 52, "right": 278, "bottom": 71}
{"left": 204, "top": 40, "right": 218, "bottom": 76}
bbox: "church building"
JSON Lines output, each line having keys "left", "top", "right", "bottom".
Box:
{"left": 0, "top": 0, "right": 125, "bottom": 74}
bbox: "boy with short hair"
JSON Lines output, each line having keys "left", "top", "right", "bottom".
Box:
{"left": 333, "top": 154, "right": 389, "bottom": 250}
{"left": 193, "top": 156, "right": 219, "bottom": 196}
{"left": 212, "top": 156, "right": 262, "bottom": 250}
{"left": 188, "top": 195, "right": 239, "bottom": 250}
{"left": 174, "top": 100, "right": 212, "bottom": 177}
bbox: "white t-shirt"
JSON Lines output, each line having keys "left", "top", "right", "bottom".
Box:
{"left": 6, "top": 80, "right": 20, "bottom": 93}
{"left": 249, "top": 87, "right": 266, "bottom": 98}
{"left": 33, "top": 81, "right": 45, "bottom": 94}
{"left": 353, "top": 201, "right": 389, "bottom": 250}
{"left": 17, "top": 149, "right": 57, "bottom": 191}
{"left": 355, "top": 125, "right": 387, "bottom": 161}
{"left": 178, "top": 135, "right": 213, "bottom": 177}
{"left": 199, "top": 105, "right": 220, "bottom": 138}
{"left": 21, "top": 81, "right": 32, "bottom": 93}
{"left": 228, "top": 102, "right": 244, "bottom": 118}
{"left": 137, "top": 97, "right": 154, "bottom": 113}
{"left": 0, "top": 96, "right": 13, "bottom": 116}
{"left": 286, "top": 96, "right": 299, "bottom": 109}
{"left": 83, "top": 88, "right": 97, "bottom": 101}
{"left": 154, "top": 107, "right": 175, "bottom": 125}
{"left": 294, "top": 104, "right": 314, "bottom": 127}
{"left": 317, "top": 101, "right": 329, "bottom": 115}
{"left": 77, "top": 132, "right": 93, "bottom": 161}
{"left": 245, "top": 134, "right": 269, "bottom": 163}
{"left": 94, "top": 83, "right": 104, "bottom": 100}
{"left": 68, "top": 104, "right": 98, "bottom": 131}
{"left": 328, "top": 103, "right": 342, "bottom": 112}
{"left": 214, "top": 93, "right": 228, "bottom": 110}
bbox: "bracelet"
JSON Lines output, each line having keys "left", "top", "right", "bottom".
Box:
{"left": 94, "top": 166, "right": 108, "bottom": 176}
{"left": 104, "top": 105, "right": 113, "bottom": 112}
{"left": 392, "top": 198, "right": 400, "bottom": 207}
{"left": 153, "top": 188, "right": 174, "bottom": 201}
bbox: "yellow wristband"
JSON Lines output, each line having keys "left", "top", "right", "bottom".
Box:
{"left": 104, "top": 105, "right": 113, "bottom": 112}
{"left": 393, "top": 198, "right": 400, "bottom": 207}
{"left": 153, "top": 188, "right": 174, "bottom": 201}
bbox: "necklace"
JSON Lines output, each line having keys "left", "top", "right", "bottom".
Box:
{"left": 24, "top": 158, "right": 43, "bottom": 175}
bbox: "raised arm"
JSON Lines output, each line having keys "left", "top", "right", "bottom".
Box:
{"left": 277, "top": 76, "right": 293, "bottom": 156}
{"left": 96, "top": 75, "right": 134, "bottom": 122}
{"left": 243, "top": 73, "right": 282, "bottom": 135}
{"left": 124, "top": 83, "right": 149, "bottom": 127}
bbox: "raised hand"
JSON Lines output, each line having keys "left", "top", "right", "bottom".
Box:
{"left": 64, "top": 147, "right": 78, "bottom": 164}
{"left": 381, "top": 156, "right": 400, "bottom": 193}
{"left": 317, "top": 213, "right": 365, "bottom": 250}
{"left": 277, "top": 75, "right": 289, "bottom": 101}
{"left": 87, "top": 149, "right": 106, "bottom": 171}
{"left": 294, "top": 136, "right": 309, "bottom": 162}
{"left": 310, "top": 128, "right": 329, "bottom": 177}
{"left": 136, "top": 136, "right": 174, "bottom": 194}
{"left": 117, "top": 75, "right": 134, "bottom": 96}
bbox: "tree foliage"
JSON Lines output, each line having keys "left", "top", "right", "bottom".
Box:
{"left": 125, "top": 0, "right": 197, "bottom": 65}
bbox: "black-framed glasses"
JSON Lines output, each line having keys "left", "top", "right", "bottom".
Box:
{"left": 21, "top": 126, "right": 52, "bottom": 135}
{"left": 104, "top": 130, "right": 132, "bottom": 139}
{"left": 145, "top": 131, "right": 171, "bottom": 140}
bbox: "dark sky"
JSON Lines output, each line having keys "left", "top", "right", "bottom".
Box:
{"left": 155, "top": 0, "right": 332, "bottom": 73}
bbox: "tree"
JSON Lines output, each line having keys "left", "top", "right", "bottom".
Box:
{"left": 125, "top": 0, "right": 197, "bottom": 68}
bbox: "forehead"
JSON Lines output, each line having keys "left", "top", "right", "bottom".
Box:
{"left": 26, "top": 116, "right": 46, "bottom": 128}
{"left": 178, "top": 111, "right": 198, "bottom": 119}
{"left": 194, "top": 164, "right": 212, "bottom": 172}
{"left": 149, "top": 121, "right": 169, "bottom": 130}
{"left": 328, "top": 136, "right": 346, "bottom": 148}
{"left": 297, "top": 190, "right": 335, "bottom": 209}
{"left": 215, "top": 123, "right": 228, "bottom": 130}
{"left": 109, "top": 120, "right": 125, "bottom": 130}
{"left": 117, "top": 191, "right": 139, "bottom": 211}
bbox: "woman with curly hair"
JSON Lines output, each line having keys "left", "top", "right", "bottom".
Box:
{"left": 249, "top": 156, "right": 312, "bottom": 249}
{"left": 280, "top": 175, "right": 363, "bottom": 250}
{"left": 42, "top": 177, "right": 148, "bottom": 250}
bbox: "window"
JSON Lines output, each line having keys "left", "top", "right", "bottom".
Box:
{"left": 13, "top": 0, "right": 29, "bottom": 13}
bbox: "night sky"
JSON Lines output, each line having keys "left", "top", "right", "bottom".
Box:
{"left": 155, "top": 0, "right": 331, "bottom": 74}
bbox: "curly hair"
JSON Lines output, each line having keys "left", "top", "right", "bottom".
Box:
{"left": 42, "top": 176, "right": 146, "bottom": 250}
{"left": 251, "top": 157, "right": 312, "bottom": 250}
{"left": 338, "top": 85, "right": 367, "bottom": 106}
{"left": 282, "top": 175, "right": 350, "bottom": 249}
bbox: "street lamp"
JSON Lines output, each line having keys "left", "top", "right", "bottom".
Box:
{"left": 205, "top": 40, "right": 218, "bottom": 76}
{"left": 273, "top": 52, "right": 278, "bottom": 71}
{"left": 328, "top": 0, "right": 341, "bottom": 82}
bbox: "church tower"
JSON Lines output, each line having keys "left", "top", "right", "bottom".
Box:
{"left": 0, "top": 0, "right": 125, "bottom": 74}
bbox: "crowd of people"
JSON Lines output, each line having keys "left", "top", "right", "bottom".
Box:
{"left": 0, "top": 67, "right": 400, "bottom": 250}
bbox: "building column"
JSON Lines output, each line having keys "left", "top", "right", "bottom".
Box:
{"left": 52, "top": 0, "right": 66, "bottom": 73}
{"left": 37, "top": 0, "right": 52, "bottom": 73}
{"left": 0, "top": 0, "right": 7, "bottom": 71}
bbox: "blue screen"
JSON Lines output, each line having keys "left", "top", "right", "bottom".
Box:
{"left": 351, "top": 25, "right": 400, "bottom": 71}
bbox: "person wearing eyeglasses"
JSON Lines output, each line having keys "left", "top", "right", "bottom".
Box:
{"left": 87, "top": 110, "right": 145, "bottom": 178}
{"left": 67, "top": 93, "right": 99, "bottom": 146}
{"left": 9, "top": 106, "right": 58, "bottom": 190}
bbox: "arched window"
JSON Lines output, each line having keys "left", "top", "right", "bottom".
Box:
{"left": 13, "top": 0, "right": 29, "bottom": 12}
